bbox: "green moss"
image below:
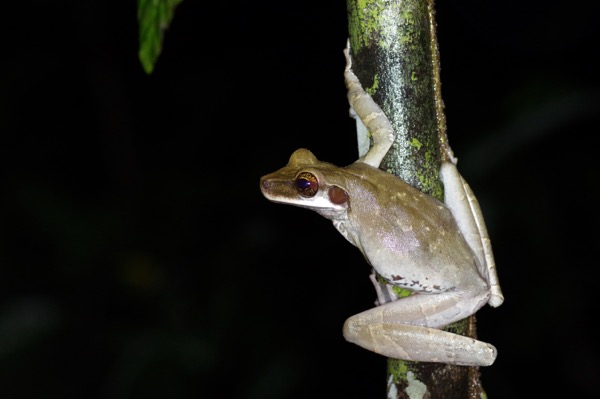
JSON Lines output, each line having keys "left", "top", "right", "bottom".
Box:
{"left": 366, "top": 74, "right": 380, "bottom": 96}
{"left": 391, "top": 286, "right": 412, "bottom": 298}
{"left": 388, "top": 358, "right": 410, "bottom": 383}
{"left": 348, "top": 0, "right": 405, "bottom": 50}
{"left": 444, "top": 319, "right": 469, "bottom": 336}
{"left": 409, "top": 138, "right": 422, "bottom": 150}
{"left": 375, "top": 274, "right": 412, "bottom": 299}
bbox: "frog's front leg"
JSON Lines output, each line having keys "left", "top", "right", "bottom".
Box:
{"left": 369, "top": 272, "right": 398, "bottom": 306}
{"left": 344, "top": 40, "right": 395, "bottom": 168}
{"left": 342, "top": 290, "right": 497, "bottom": 366}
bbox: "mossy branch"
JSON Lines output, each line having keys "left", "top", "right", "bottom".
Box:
{"left": 346, "top": 0, "right": 486, "bottom": 397}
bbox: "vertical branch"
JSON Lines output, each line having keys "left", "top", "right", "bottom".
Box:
{"left": 346, "top": 0, "right": 485, "bottom": 397}
{"left": 347, "top": 0, "right": 442, "bottom": 197}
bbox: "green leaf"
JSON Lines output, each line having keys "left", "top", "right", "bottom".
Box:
{"left": 137, "top": 0, "right": 183, "bottom": 74}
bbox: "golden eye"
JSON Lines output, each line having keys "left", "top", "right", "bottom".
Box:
{"left": 295, "top": 172, "right": 318, "bottom": 197}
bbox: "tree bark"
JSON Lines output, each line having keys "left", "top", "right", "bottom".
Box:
{"left": 346, "top": 1, "right": 487, "bottom": 397}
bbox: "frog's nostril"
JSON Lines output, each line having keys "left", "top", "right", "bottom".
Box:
{"left": 261, "top": 178, "right": 271, "bottom": 190}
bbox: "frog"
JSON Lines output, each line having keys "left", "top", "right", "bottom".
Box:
{"left": 259, "top": 41, "right": 504, "bottom": 367}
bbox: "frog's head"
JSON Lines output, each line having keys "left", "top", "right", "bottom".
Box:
{"left": 260, "top": 148, "right": 350, "bottom": 218}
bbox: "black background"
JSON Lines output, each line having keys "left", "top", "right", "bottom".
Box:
{"left": 2, "top": 1, "right": 599, "bottom": 398}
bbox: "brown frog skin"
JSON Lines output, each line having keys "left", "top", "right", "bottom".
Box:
{"left": 259, "top": 41, "right": 503, "bottom": 366}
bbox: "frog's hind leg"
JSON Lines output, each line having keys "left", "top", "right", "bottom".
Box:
{"left": 343, "top": 320, "right": 497, "bottom": 366}
{"left": 342, "top": 290, "right": 496, "bottom": 366}
{"left": 440, "top": 162, "right": 504, "bottom": 308}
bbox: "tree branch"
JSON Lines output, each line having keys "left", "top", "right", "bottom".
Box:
{"left": 346, "top": 0, "right": 486, "bottom": 397}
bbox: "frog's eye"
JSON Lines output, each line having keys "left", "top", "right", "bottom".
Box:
{"left": 295, "top": 172, "right": 319, "bottom": 197}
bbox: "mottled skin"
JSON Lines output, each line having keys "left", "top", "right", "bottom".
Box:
{"left": 259, "top": 42, "right": 503, "bottom": 366}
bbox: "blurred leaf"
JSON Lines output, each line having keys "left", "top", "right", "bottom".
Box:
{"left": 137, "top": 0, "right": 183, "bottom": 74}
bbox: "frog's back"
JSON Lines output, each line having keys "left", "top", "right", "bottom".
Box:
{"left": 341, "top": 162, "right": 485, "bottom": 292}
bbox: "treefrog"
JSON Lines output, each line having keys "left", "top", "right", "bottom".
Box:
{"left": 259, "top": 41, "right": 504, "bottom": 366}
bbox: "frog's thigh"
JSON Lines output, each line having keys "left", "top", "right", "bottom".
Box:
{"left": 343, "top": 320, "right": 497, "bottom": 366}
{"left": 342, "top": 291, "right": 494, "bottom": 366}
{"left": 347, "top": 289, "right": 489, "bottom": 329}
